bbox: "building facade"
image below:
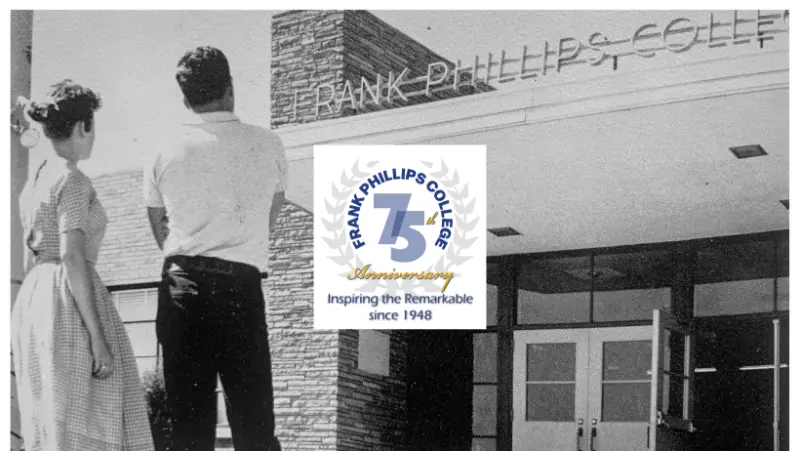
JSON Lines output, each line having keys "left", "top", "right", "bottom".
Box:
{"left": 12, "top": 9, "right": 790, "bottom": 451}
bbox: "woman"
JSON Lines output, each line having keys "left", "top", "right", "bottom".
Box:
{"left": 10, "top": 80, "right": 155, "bottom": 451}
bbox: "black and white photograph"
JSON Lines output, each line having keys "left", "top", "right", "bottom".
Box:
{"left": 5, "top": 6, "right": 794, "bottom": 451}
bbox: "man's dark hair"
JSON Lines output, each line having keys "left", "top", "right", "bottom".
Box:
{"left": 175, "top": 46, "right": 232, "bottom": 108}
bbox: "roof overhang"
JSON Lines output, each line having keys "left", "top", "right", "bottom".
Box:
{"left": 278, "top": 50, "right": 789, "bottom": 255}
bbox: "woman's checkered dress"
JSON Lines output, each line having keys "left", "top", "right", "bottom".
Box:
{"left": 11, "top": 162, "right": 155, "bottom": 451}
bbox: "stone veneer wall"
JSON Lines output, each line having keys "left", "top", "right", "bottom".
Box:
{"left": 271, "top": 10, "right": 345, "bottom": 128}
{"left": 271, "top": 10, "right": 493, "bottom": 128}
{"left": 340, "top": 11, "right": 492, "bottom": 116}
{"left": 263, "top": 202, "right": 340, "bottom": 451}
{"left": 337, "top": 331, "right": 408, "bottom": 451}
{"left": 266, "top": 202, "right": 410, "bottom": 451}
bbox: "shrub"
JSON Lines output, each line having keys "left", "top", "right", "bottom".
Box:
{"left": 142, "top": 369, "right": 172, "bottom": 451}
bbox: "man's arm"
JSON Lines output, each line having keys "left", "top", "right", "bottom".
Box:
{"left": 270, "top": 134, "right": 289, "bottom": 233}
{"left": 270, "top": 191, "right": 285, "bottom": 232}
{"left": 143, "top": 151, "right": 169, "bottom": 250}
{"left": 147, "top": 207, "right": 170, "bottom": 250}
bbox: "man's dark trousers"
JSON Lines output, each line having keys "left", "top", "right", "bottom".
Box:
{"left": 156, "top": 255, "right": 279, "bottom": 451}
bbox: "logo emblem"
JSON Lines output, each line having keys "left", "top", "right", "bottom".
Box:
{"left": 314, "top": 145, "right": 487, "bottom": 330}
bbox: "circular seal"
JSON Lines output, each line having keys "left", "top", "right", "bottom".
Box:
{"left": 323, "top": 159, "right": 478, "bottom": 295}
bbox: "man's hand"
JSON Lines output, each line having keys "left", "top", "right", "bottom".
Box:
{"left": 147, "top": 207, "right": 170, "bottom": 250}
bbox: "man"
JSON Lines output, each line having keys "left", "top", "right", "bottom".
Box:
{"left": 143, "top": 46, "right": 286, "bottom": 451}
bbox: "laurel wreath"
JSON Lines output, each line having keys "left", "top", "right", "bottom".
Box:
{"left": 322, "top": 159, "right": 479, "bottom": 295}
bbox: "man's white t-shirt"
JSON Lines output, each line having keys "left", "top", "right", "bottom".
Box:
{"left": 143, "top": 111, "right": 288, "bottom": 271}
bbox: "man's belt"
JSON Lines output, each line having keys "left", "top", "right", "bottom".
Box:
{"left": 164, "top": 255, "right": 267, "bottom": 279}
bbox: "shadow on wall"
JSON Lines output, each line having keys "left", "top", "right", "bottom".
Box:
{"left": 406, "top": 330, "right": 473, "bottom": 451}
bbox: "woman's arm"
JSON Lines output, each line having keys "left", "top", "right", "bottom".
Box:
{"left": 60, "top": 230, "right": 113, "bottom": 378}
{"left": 56, "top": 172, "right": 113, "bottom": 378}
{"left": 60, "top": 230, "right": 104, "bottom": 340}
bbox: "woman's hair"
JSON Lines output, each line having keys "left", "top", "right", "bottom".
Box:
{"left": 28, "top": 79, "right": 102, "bottom": 141}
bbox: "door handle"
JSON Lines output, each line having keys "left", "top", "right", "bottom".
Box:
{"left": 590, "top": 426, "right": 597, "bottom": 451}
{"left": 576, "top": 426, "right": 584, "bottom": 451}
{"left": 646, "top": 425, "right": 650, "bottom": 449}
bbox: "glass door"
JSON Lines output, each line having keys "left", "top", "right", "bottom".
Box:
{"left": 513, "top": 329, "right": 589, "bottom": 451}
{"left": 586, "top": 326, "right": 654, "bottom": 451}
{"left": 648, "top": 309, "right": 696, "bottom": 450}
{"left": 513, "top": 311, "right": 695, "bottom": 451}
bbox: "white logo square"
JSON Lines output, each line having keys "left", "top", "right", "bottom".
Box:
{"left": 313, "top": 145, "right": 488, "bottom": 330}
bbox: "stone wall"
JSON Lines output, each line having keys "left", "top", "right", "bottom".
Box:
{"left": 264, "top": 203, "right": 340, "bottom": 451}
{"left": 337, "top": 331, "right": 408, "bottom": 451}
{"left": 271, "top": 10, "right": 346, "bottom": 128}
{"left": 264, "top": 199, "right": 412, "bottom": 451}
{"left": 271, "top": 10, "right": 494, "bottom": 129}
{"left": 340, "top": 10, "right": 492, "bottom": 116}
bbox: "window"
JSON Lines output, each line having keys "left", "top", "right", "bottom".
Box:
{"left": 473, "top": 385, "right": 497, "bottom": 435}
{"left": 486, "top": 264, "right": 503, "bottom": 327}
{"left": 486, "top": 284, "right": 498, "bottom": 327}
{"left": 514, "top": 234, "right": 788, "bottom": 325}
{"left": 473, "top": 332, "right": 497, "bottom": 450}
{"left": 113, "top": 289, "right": 157, "bottom": 322}
{"left": 777, "top": 237, "right": 789, "bottom": 311}
{"left": 473, "top": 266, "right": 501, "bottom": 450}
{"left": 518, "top": 256, "right": 591, "bottom": 324}
{"left": 125, "top": 322, "right": 158, "bottom": 375}
{"left": 517, "top": 250, "right": 673, "bottom": 325}
{"left": 358, "top": 330, "right": 391, "bottom": 376}
{"left": 111, "top": 288, "right": 158, "bottom": 377}
{"left": 592, "top": 250, "right": 672, "bottom": 322}
{"left": 694, "top": 239, "right": 778, "bottom": 317}
{"left": 525, "top": 343, "right": 576, "bottom": 421}
{"left": 601, "top": 341, "right": 651, "bottom": 422}
{"left": 473, "top": 334, "right": 497, "bottom": 383}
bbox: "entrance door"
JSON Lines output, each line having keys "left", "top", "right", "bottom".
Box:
{"left": 647, "top": 309, "right": 696, "bottom": 451}
{"left": 586, "top": 326, "right": 653, "bottom": 451}
{"left": 513, "top": 311, "right": 695, "bottom": 451}
{"left": 512, "top": 329, "right": 589, "bottom": 451}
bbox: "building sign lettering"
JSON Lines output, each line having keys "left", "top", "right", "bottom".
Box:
{"left": 290, "top": 10, "right": 789, "bottom": 120}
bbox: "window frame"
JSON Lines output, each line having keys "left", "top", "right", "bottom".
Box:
{"left": 510, "top": 232, "right": 788, "bottom": 328}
